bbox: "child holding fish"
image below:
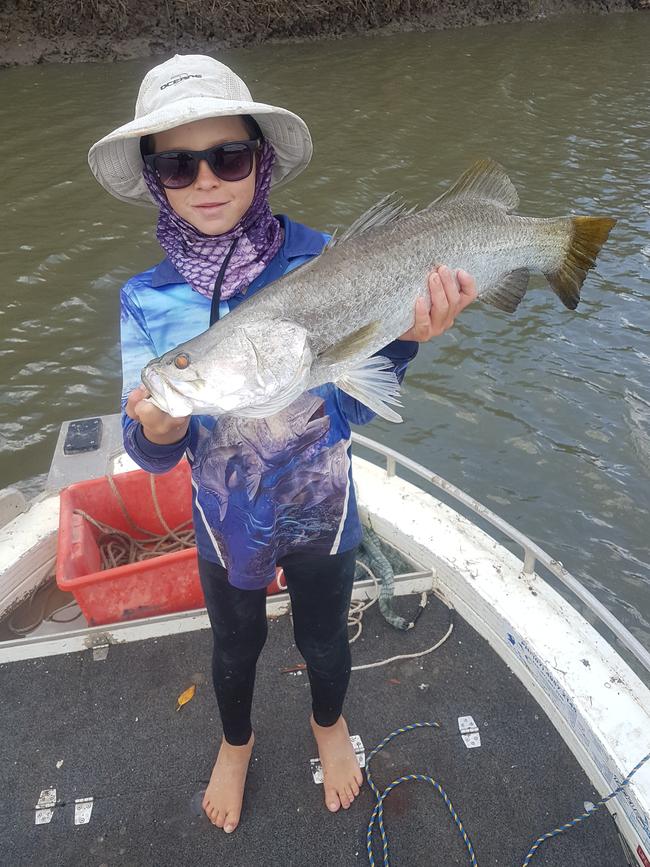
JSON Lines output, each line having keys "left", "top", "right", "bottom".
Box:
{"left": 88, "top": 55, "right": 477, "bottom": 835}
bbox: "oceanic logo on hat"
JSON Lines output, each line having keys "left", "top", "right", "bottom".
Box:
{"left": 161, "top": 73, "right": 203, "bottom": 91}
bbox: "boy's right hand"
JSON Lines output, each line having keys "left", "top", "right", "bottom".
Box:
{"left": 125, "top": 386, "right": 191, "bottom": 445}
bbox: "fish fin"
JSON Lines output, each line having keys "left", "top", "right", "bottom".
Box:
{"left": 337, "top": 194, "right": 418, "bottom": 243}
{"left": 323, "top": 227, "right": 339, "bottom": 249}
{"left": 318, "top": 322, "right": 383, "bottom": 366}
{"left": 544, "top": 215, "right": 616, "bottom": 310}
{"left": 336, "top": 356, "right": 403, "bottom": 423}
{"left": 429, "top": 158, "right": 520, "bottom": 212}
{"left": 481, "top": 268, "right": 530, "bottom": 313}
{"left": 267, "top": 231, "right": 340, "bottom": 284}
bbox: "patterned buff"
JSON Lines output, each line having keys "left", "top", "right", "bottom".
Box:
{"left": 142, "top": 139, "right": 284, "bottom": 300}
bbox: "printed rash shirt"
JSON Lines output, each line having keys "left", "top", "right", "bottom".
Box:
{"left": 120, "top": 214, "right": 418, "bottom": 590}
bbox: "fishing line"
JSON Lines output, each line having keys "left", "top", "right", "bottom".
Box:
{"left": 364, "top": 722, "right": 650, "bottom": 866}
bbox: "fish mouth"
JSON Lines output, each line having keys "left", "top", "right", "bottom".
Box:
{"left": 142, "top": 367, "right": 200, "bottom": 414}
{"left": 141, "top": 367, "right": 155, "bottom": 395}
{"left": 143, "top": 366, "right": 200, "bottom": 395}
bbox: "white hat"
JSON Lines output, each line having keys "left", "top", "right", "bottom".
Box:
{"left": 88, "top": 54, "right": 313, "bottom": 207}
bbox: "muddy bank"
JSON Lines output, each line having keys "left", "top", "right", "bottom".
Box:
{"left": 0, "top": 0, "right": 640, "bottom": 68}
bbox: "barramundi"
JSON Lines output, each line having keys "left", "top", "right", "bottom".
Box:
{"left": 142, "top": 159, "right": 616, "bottom": 423}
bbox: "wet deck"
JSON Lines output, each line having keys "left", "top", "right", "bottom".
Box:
{"left": 0, "top": 589, "right": 628, "bottom": 866}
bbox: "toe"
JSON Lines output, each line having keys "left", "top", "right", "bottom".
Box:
{"left": 345, "top": 784, "right": 356, "bottom": 802}
{"left": 224, "top": 809, "right": 240, "bottom": 834}
{"left": 325, "top": 786, "right": 340, "bottom": 812}
{"left": 215, "top": 810, "right": 225, "bottom": 829}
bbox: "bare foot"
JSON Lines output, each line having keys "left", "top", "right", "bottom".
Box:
{"left": 310, "top": 714, "right": 364, "bottom": 812}
{"left": 202, "top": 732, "right": 254, "bottom": 832}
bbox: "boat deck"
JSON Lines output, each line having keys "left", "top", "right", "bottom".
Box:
{"left": 0, "top": 588, "right": 629, "bottom": 867}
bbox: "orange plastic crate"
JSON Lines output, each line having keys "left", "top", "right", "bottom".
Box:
{"left": 56, "top": 461, "right": 284, "bottom": 627}
{"left": 56, "top": 462, "right": 203, "bottom": 626}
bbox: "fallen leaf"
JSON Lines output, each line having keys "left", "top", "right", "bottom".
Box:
{"left": 176, "top": 684, "right": 196, "bottom": 711}
{"left": 388, "top": 678, "right": 401, "bottom": 685}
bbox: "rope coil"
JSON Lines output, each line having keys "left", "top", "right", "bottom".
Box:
{"left": 74, "top": 472, "right": 195, "bottom": 570}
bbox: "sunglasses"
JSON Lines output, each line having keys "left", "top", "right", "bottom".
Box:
{"left": 143, "top": 139, "right": 260, "bottom": 189}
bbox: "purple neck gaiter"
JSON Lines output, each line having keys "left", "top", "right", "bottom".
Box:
{"left": 142, "top": 140, "right": 283, "bottom": 300}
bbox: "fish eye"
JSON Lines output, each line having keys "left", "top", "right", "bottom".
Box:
{"left": 173, "top": 352, "right": 191, "bottom": 370}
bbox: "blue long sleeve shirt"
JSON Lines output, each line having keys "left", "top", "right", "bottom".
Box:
{"left": 120, "top": 214, "right": 418, "bottom": 589}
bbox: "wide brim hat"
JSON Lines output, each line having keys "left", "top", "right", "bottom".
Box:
{"left": 88, "top": 54, "right": 313, "bottom": 207}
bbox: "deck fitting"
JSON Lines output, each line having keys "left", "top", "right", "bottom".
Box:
{"left": 35, "top": 787, "right": 57, "bottom": 825}
{"left": 458, "top": 715, "right": 481, "bottom": 748}
{"left": 91, "top": 642, "right": 110, "bottom": 661}
{"left": 74, "top": 797, "right": 93, "bottom": 825}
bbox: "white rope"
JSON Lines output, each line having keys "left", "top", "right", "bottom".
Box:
{"left": 349, "top": 560, "right": 455, "bottom": 672}
{"left": 348, "top": 560, "right": 381, "bottom": 644}
{"left": 350, "top": 619, "right": 454, "bottom": 672}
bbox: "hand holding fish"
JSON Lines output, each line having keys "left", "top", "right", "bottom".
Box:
{"left": 399, "top": 265, "right": 477, "bottom": 341}
{"left": 125, "top": 385, "right": 190, "bottom": 445}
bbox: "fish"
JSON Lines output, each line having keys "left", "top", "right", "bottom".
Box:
{"left": 141, "top": 158, "right": 616, "bottom": 424}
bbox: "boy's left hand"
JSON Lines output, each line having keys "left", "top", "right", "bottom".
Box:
{"left": 399, "top": 265, "right": 477, "bottom": 341}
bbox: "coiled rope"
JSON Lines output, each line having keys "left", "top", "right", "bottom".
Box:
{"left": 365, "top": 721, "right": 650, "bottom": 866}
{"left": 74, "top": 472, "right": 195, "bottom": 569}
{"left": 6, "top": 580, "right": 83, "bottom": 635}
{"left": 6, "top": 473, "right": 195, "bottom": 635}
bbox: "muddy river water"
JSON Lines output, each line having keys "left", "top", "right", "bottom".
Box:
{"left": 1, "top": 12, "right": 649, "bottom": 653}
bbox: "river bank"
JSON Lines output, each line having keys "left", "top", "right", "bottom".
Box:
{"left": 0, "top": 0, "right": 640, "bottom": 68}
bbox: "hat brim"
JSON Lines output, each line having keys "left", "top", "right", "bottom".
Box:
{"left": 88, "top": 97, "right": 313, "bottom": 206}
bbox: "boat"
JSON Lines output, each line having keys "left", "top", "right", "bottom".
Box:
{"left": 1, "top": 412, "right": 649, "bottom": 866}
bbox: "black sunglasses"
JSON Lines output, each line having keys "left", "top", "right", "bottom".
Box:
{"left": 143, "top": 139, "right": 260, "bottom": 189}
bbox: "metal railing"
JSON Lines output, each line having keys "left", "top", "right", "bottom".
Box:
{"left": 351, "top": 431, "right": 650, "bottom": 676}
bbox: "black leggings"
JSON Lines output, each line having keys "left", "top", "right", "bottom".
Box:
{"left": 198, "top": 547, "right": 357, "bottom": 746}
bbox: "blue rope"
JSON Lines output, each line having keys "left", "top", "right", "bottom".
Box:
{"left": 365, "top": 722, "right": 477, "bottom": 866}
{"left": 364, "top": 721, "right": 650, "bottom": 867}
{"left": 520, "top": 748, "right": 650, "bottom": 866}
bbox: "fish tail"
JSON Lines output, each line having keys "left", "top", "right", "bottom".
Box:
{"left": 545, "top": 216, "right": 616, "bottom": 309}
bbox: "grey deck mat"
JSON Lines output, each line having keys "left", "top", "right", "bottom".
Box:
{"left": 0, "top": 590, "right": 628, "bottom": 867}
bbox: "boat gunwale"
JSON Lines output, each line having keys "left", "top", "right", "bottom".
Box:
{"left": 1, "top": 427, "right": 649, "bottom": 863}
{"left": 351, "top": 454, "right": 650, "bottom": 866}
{"left": 0, "top": 423, "right": 647, "bottom": 676}
{"left": 351, "top": 431, "right": 650, "bottom": 676}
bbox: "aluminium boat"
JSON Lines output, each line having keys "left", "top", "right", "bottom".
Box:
{"left": 0, "top": 414, "right": 649, "bottom": 866}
